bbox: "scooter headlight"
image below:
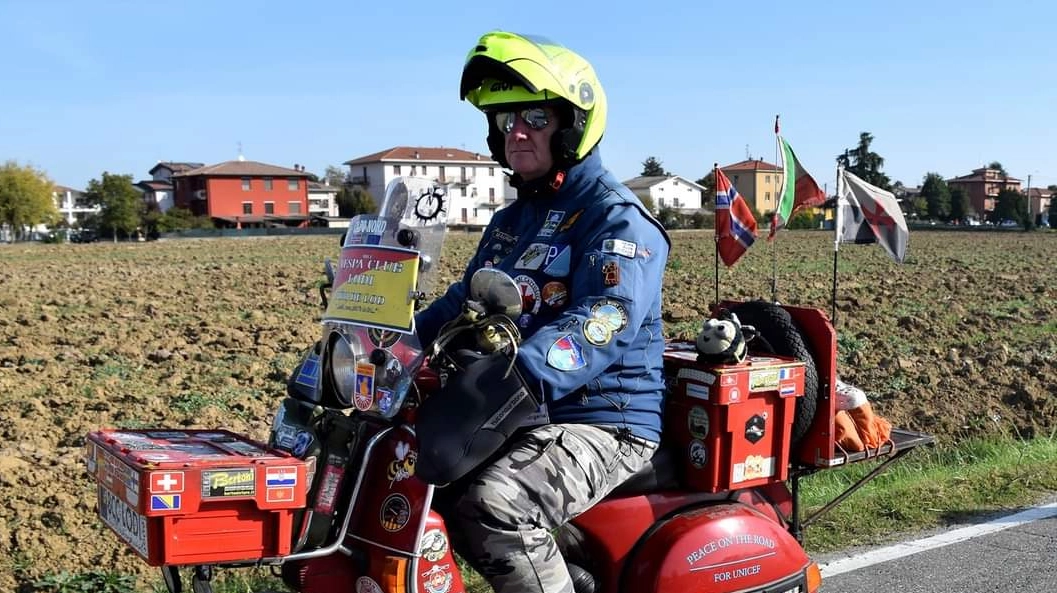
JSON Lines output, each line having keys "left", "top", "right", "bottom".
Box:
{"left": 330, "top": 331, "right": 359, "bottom": 404}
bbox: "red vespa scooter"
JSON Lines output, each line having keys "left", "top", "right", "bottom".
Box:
{"left": 86, "top": 176, "right": 932, "bottom": 593}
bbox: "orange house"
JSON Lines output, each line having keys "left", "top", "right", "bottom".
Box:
{"left": 172, "top": 160, "right": 313, "bottom": 228}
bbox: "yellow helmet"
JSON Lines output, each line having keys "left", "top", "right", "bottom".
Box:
{"left": 460, "top": 31, "right": 607, "bottom": 168}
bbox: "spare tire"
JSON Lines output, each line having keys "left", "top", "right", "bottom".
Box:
{"left": 727, "top": 301, "right": 819, "bottom": 444}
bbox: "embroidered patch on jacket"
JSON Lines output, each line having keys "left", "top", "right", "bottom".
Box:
{"left": 546, "top": 335, "right": 587, "bottom": 371}
{"left": 602, "top": 260, "right": 620, "bottom": 286}
{"left": 582, "top": 318, "right": 613, "bottom": 346}
{"left": 515, "top": 243, "right": 549, "bottom": 270}
{"left": 601, "top": 238, "right": 637, "bottom": 258}
{"left": 542, "top": 245, "right": 571, "bottom": 276}
{"left": 590, "top": 299, "right": 629, "bottom": 333}
{"left": 557, "top": 209, "right": 584, "bottom": 233}
{"left": 514, "top": 274, "right": 541, "bottom": 315}
{"left": 542, "top": 281, "right": 568, "bottom": 308}
{"left": 538, "top": 210, "right": 566, "bottom": 237}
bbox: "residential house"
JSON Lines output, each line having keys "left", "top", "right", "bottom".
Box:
{"left": 1024, "top": 187, "right": 1053, "bottom": 221}
{"left": 343, "top": 146, "right": 512, "bottom": 226}
{"left": 623, "top": 175, "right": 705, "bottom": 213}
{"left": 52, "top": 185, "right": 98, "bottom": 227}
{"left": 720, "top": 159, "right": 783, "bottom": 215}
{"left": 308, "top": 180, "right": 340, "bottom": 221}
{"left": 947, "top": 167, "right": 1021, "bottom": 218}
{"left": 136, "top": 161, "right": 203, "bottom": 213}
{"left": 171, "top": 159, "right": 313, "bottom": 228}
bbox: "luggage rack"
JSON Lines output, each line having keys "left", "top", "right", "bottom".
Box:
{"left": 789, "top": 428, "right": 936, "bottom": 543}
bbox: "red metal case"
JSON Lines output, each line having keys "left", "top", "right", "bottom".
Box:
{"left": 664, "top": 344, "right": 805, "bottom": 492}
{"left": 85, "top": 429, "right": 309, "bottom": 566}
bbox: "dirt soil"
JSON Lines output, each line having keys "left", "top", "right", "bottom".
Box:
{"left": 0, "top": 230, "right": 1054, "bottom": 591}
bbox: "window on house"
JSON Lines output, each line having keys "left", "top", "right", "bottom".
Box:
{"left": 489, "top": 187, "right": 495, "bottom": 201}
{"left": 242, "top": 202, "right": 252, "bottom": 215}
{"left": 242, "top": 177, "right": 251, "bottom": 191}
{"left": 411, "top": 166, "right": 417, "bottom": 175}
{"left": 765, "top": 175, "right": 771, "bottom": 183}
{"left": 264, "top": 202, "right": 275, "bottom": 214}
{"left": 264, "top": 177, "right": 273, "bottom": 191}
{"left": 287, "top": 177, "right": 298, "bottom": 191}
{"left": 489, "top": 167, "right": 495, "bottom": 177}
{"left": 461, "top": 187, "right": 467, "bottom": 197}
{"left": 659, "top": 198, "right": 666, "bottom": 207}
{"left": 420, "top": 166, "right": 428, "bottom": 176}
{"left": 461, "top": 166, "right": 467, "bottom": 181}
{"left": 473, "top": 208, "right": 478, "bottom": 218}
{"left": 394, "top": 165, "right": 402, "bottom": 175}
{"left": 288, "top": 201, "right": 302, "bottom": 214}
{"left": 733, "top": 175, "right": 739, "bottom": 184}
{"left": 439, "top": 166, "right": 446, "bottom": 182}
{"left": 765, "top": 192, "right": 771, "bottom": 200}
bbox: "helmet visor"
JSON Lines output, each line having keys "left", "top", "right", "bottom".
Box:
{"left": 494, "top": 107, "right": 551, "bottom": 133}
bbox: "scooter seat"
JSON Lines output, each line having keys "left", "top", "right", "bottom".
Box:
{"left": 607, "top": 444, "right": 680, "bottom": 497}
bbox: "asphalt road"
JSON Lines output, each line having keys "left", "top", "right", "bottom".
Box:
{"left": 816, "top": 502, "right": 1057, "bottom": 592}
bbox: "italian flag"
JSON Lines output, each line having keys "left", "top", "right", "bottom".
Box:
{"left": 769, "top": 136, "right": 827, "bottom": 240}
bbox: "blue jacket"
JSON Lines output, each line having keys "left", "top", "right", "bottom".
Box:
{"left": 415, "top": 151, "right": 671, "bottom": 443}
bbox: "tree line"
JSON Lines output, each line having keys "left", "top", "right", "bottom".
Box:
{"left": 639, "top": 132, "right": 1056, "bottom": 231}
{"left": 0, "top": 162, "right": 378, "bottom": 242}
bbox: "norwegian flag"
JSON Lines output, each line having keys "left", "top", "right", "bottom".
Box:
{"left": 715, "top": 169, "right": 758, "bottom": 267}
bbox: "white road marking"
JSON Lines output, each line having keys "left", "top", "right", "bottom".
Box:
{"left": 818, "top": 501, "right": 1057, "bottom": 577}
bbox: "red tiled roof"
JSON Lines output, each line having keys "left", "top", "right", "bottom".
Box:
{"left": 174, "top": 160, "right": 312, "bottom": 178}
{"left": 948, "top": 168, "right": 1021, "bottom": 183}
{"left": 136, "top": 180, "right": 173, "bottom": 190}
{"left": 1025, "top": 187, "right": 1053, "bottom": 198}
{"left": 149, "top": 161, "right": 205, "bottom": 175}
{"left": 721, "top": 159, "right": 782, "bottom": 172}
{"left": 344, "top": 146, "right": 495, "bottom": 166}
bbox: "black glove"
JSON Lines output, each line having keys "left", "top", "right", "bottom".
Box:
{"left": 415, "top": 350, "right": 540, "bottom": 485}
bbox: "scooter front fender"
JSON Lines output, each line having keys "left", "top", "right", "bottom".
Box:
{"left": 624, "top": 502, "right": 811, "bottom": 593}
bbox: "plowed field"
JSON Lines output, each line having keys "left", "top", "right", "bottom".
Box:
{"left": 0, "top": 229, "right": 1054, "bottom": 591}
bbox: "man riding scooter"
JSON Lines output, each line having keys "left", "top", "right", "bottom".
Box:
{"left": 413, "top": 30, "right": 671, "bottom": 593}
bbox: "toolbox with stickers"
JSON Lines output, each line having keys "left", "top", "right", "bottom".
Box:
{"left": 85, "top": 428, "right": 310, "bottom": 566}
{"left": 663, "top": 344, "right": 805, "bottom": 493}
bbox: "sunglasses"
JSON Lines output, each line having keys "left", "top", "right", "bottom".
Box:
{"left": 494, "top": 108, "right": 551, "bottom": 133}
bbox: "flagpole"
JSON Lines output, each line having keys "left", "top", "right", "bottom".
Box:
{"left": 832, "top": 164, "right": 842, "bottom": 326}
{"left": 771, "top": 115, "right": 780, "bottom": 303}
{"left": 713, "top": 163, "right": 720, "bottom": 305}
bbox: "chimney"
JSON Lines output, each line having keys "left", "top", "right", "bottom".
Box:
{"left": 414, "top": 151, "right": 420, "bottom": 159}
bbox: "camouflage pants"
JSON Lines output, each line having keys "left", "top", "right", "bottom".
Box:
{"left": 439, "top": 423, "right": 657, "bottom": 593}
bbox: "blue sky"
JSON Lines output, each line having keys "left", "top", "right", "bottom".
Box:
{"left": 2, "top": 0, "right": 1054, "bottom": 193}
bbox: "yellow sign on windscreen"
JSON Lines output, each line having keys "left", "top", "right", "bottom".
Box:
{"left": 323, "top": 245, "right": 419, "bottom": 332}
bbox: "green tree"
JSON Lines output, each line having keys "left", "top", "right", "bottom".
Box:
{"left": 323, "top": 165, "right": 346, "bottom": 187}
{"left": 987, "top": 161, "right": 1008, "bottom": 175}
{"left": 641, "top": 156, "right": 666, "bottom": 177}
{"left": 656, "top": 205, "right": 682, "bottom": 229}
{"left": 695, "top": 171, "right": 716, "bottom": 205}
{"left": 639, "top": 193, "right": 656, "bottom": 214}
{"left": 836, "top": 132, "right": 891, "bottom": 190}
{"left": 949, "top": 187, "right": 974, "bottom": 223}
{"left": 991, "top": 188, "right": 1029, "bottom": 227}
{"left": 0, "top": 160, "right": 59, "bottom": 240}
{"left": 920, "top": 173, "right": 951, "bottom": 221}
{"left": 83, "top": 172, "right": 143, "bottom": 241}
{"left": 156, "top": 207, "right": 215, "bottom": 231}
{"left": 337, "top": 187, "right": 377, "bottom": 218}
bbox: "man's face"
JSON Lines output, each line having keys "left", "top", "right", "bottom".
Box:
{"left": 497, "top": 106, "right": 557, "bottom": 181}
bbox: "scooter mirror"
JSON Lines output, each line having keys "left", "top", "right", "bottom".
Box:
{"left": 469, "top": 268, "right": 522, "bottom": 319}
